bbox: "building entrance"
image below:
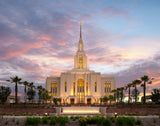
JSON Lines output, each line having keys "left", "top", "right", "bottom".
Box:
{"left": 77, "top": 79, "right": 85, "bottom": 103}
{"left": 70, "top": 98, "right": 74, "bottom": 104}
{"left": 87, "top": 98, "right": 91, "bottom": 104}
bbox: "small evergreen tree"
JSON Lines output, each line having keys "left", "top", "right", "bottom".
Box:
{"left": 151, "top": 89, "right": 160, "bottom": 104}
{"left": 0, "top": 86, "right": 11, "bottom": 103}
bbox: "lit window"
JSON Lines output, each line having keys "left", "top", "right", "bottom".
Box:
{"left": 95, "top": 82, "right": 97, "bottom": 92}
{"left": 73, "top": 82, "right": 75, "bottom": 96}
{"left": 86, "top": 82, "right": 88, "bottom": 96}
{"left": 79, "top": 57, "right": 83, "bottom": 69}
{"left": 65, "top": 82, "right": 67, "bottom": 92}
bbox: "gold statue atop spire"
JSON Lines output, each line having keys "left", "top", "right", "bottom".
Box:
{"left": 80, "top": 21, "right": 82, "bottom": 39}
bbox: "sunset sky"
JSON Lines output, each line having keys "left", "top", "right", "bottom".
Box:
{"left": 0, "top": 0, "right": 160, "bottom": 96}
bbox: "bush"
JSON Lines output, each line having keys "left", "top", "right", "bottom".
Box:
{"left": 135, "top": 119, "right": 142, "bottom": 125}
{"left": 16, "top": 120, "right": 19, "bottom": 125}
{"left": 126, "top": 117, "right": 135, "bottom": 126}
{"left": 42, "top": 117, "right": 48, "bottom": 124}
{"left": 79, "top": 118, "right": 87, "bottom": 126}
{"left": 25, "top": 117, "right": 40, "bottom": 125}
{"left": 116, "top": 117, "right": 126, "bottom": 126}
{"left": 103, "top": 118, "right": 111, "bottom": 126}
{"left": 50, "top": 118, "right": 56, "bottom": 126}
{"left": 5, "top": 120, "right": 8, "bottom": 125}
{"left": 96, "top": 116, "right": 105, "bottom": 125}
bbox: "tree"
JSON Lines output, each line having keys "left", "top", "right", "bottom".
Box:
{"left": 131, "top": 89, "right": 140, "bottom": 103}
{"left": 132, "top": 80, "right": 141, "bottom": 104}
{"left": 116, "top": 88, "right": 120, "bottom": 104}
{"left": 111, "top": 89, "right": 117, "bottom": 104}
{"left": 27, "top": 88, "right": 36, "bottom": 103}
{"left": 151, "top": 89, "right": 160, "bottom": 104}
{"left": 119, "top": 87, "right": 125, "bottom": 103}
{"left": 6, "top": 76, "right": 22, "bottom": 104}
{"left": 103, "top": 96, "right": 108, "bottom": 105}
{"left": 42, "top": 88, "right": 50, "bottom": 103}
{"left": 37, "top": 85, "right": 43, "bottom": 104}
{"left": 28, "top": 82, "right": 35, "bottom": 103}
{"left": 22, "top": 81, "right": 29, "bottom": 103}
{"left": 141, "top": 75, "right": 154, "bottom": 104}
{"left": 108, "top": 95, "right": 114, "bottom": 105}
{"left": 0, "top": 86, "right": 11, "bottom": 104}
{"left": 126, "top": 83, "right": 132, "bottom": 104}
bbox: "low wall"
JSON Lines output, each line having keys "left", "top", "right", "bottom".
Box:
{"left": 1, "top": 108, "right": 56, "bottom": 115}
{"left": 106, "top": 107, "right": 160, "bottom": 115}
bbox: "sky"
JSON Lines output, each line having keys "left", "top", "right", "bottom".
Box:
{"left": 0, "top": 0, "right": 160, "bottom": 98}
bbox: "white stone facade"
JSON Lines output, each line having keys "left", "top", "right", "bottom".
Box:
{"left": 46, "top": 22, "right": 116, "bottom": 104}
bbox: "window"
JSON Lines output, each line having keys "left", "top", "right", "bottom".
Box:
{"left": 79, "top": 57, "right": 83, "bottom": 69}
{"left": 86, "top": 82, "right": 88, "bottom": 96}
{"left": 73, "top": 82, "right": 75, "bottom": 96}
{"left": 95, "top": 82, "right": 97, "bottom": 92}
{"left": 65, "top": 81, "right": 67, "bottom": 92}
{"left": 51, "top": 82, "right": 57, "bottom": 96}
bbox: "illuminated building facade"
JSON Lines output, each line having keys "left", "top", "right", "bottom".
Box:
{"left": 46, "top": 22, "right": 116, "bottom": 104}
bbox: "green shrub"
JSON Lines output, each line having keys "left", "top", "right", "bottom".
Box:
{"left": 42, "top": 117, "right": 48, "bottom": 124}
{"left": 16, "top": 120, "right": 19, "bottom": 125}
{"left": 25, "top": 117, "right": 40, "bottom": 125}
{"left": 153, "top": 118, "right": 156, "bottom": 123}
{"left": 110, "top": 117, "right": 116, "bottom": 123}
{"left": 79, "top": 118, "right": 87, "bottom": 126}
{"left": 135, "top": 119, "right": 142, "bottom": 125}
{"left": 126, "top": 117, "right": 135, "bottom": 126}
{"left": 103, "top": 118, "right": 111, "bottom": 126}
{"left": 5, "top": 120, "right": 8, "bottom": 125}
{"left": 59, "top": 116, "right": 69, "bottom": 126}
{"left": 70, "top": 116, "right": 74, "bottom": 119}
{"left": 50, "top": 118, "right": 56, "bottom": 126}
{"left": 116, "top": 117, "right": 126, "bottom": 126}
{"left": 96, "top": 116, "right": 105, "bottom": 125}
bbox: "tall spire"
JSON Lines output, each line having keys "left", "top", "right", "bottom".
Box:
{"left": 80, "top": 21, "right": 82, "bottom": 39}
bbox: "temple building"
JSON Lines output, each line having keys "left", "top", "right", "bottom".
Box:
{"left": 46, "top": 22, "right": 116, "bottom": 104}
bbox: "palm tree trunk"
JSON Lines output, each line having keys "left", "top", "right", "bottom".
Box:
{"left": 24, "top": 85, "right": 26, "bottom": 104}
{"left": 15, "top": 82, "right": 18, "bottom": 104}
{"left": 128, "top": 87, "right": 130, "bottom": 104}
{"left": 143, "top": 82, "right": 146, "bottom": 104}
{"left": 135, "top": 86, "right": 137, "bottom": 104}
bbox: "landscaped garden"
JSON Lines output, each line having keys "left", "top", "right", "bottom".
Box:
{"left": 0, "top": 115, "right": 160, "bottom": 126}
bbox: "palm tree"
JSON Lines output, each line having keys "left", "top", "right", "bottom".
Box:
{"left": 28, "top": 82, "right": 35, "bottom": 103}
{"left": 132, "top": 80, "right": 141, "bottom": 104}
{"left": 103, "top": 96, "right": 108, "bottom": 105}
{"left": 37, "top": 85, "right": 43, "bottom": 103}
{"left": 6, "top": 76, "right": 22, "bottom": 104}
{"left": 119, "top": 87, "right": 124, "bottom": 103}
{"left": 111, "top": 89, "right": 117, "bottom": 104}
{"left": 116, "top": 88, "right": 120, "bottom": 104}
{"left": 22, "top": 81, "right": 29, "bottom": 104}
{"left": 141, "top": 75, "right": 154, "bottom": 104}
{"left": 126, "top": 83, "right": 132, "bottom": 104}
{"left": 108, "top": 95, "right": 114, "bottom": 105}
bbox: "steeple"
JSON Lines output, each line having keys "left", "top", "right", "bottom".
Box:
{"left": 78, "top": 21, "right": 84, "bottom": 51}
{"left": 80, "top": 21, "right": 82, "bottom": 39}
{"left": 74, "top": 21, "right": 87, "bottom": 69}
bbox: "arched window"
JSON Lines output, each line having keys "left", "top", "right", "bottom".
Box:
{"left": 95, "top": 82, "right": 97, "bottom": 92}
{"left": 86, "top": 82, "right": 88, "bottom": 96}
{"left": 65, "top": 81, "right": 67, "bottom": 92}
{"left": 104, "top": 83, "right": 107, "bottom": 95}
{"left": 73, "top": 82, "right": 75, "bottom": 96}
{"left": 79, "top": 57, "right": 83, "bottom": 69}
{"left": 51, "top": 82, "right": 57, "bottom": 96}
